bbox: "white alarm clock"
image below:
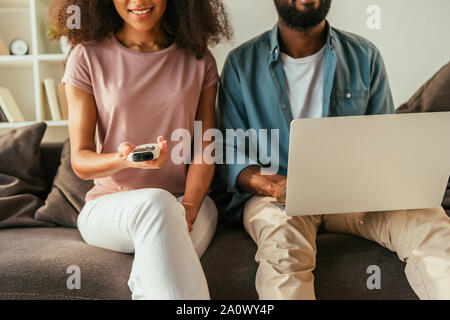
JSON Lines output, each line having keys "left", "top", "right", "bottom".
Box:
{"left": 9, "top": 39, "right": 29, "bottom": 55}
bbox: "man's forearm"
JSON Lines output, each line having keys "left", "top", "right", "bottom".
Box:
{"left": 237, "top": 165, "right": 286, "bottom": 200}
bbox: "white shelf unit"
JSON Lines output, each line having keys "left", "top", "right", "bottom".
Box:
{"left": 0, "top": 0, "right": 68, "bottom": 142}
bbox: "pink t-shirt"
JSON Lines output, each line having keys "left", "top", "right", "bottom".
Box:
{"left": 63, "top": 34, "right": 219, "bottom": 202}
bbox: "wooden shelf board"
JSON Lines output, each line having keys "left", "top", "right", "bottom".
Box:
{"left": 0, "top": 120, "right": 68, "bottom": 129}
{"left": 0, "top": 55, "right": 34, "bottom": 66}
{"left": 38, "top": 54, "right": 67, "bottom": 61}
{"left": 0, "top": 121, "right": 35, "bottom": 129}
{"left": 0, "top": 0, "right": 29, "bottom": 9}
{"left": 45, "top": 120, "right": 68, "bottom": 127}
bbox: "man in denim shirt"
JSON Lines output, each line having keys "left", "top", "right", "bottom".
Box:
{"left": 219, "top": 0, "right": 450, "bottom": 299}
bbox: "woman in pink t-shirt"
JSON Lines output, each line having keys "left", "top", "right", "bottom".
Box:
{"left": 50, "top": 0, "right": 231, "bottom": 299}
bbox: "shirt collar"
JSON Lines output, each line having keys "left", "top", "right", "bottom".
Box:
{"left": 269, "top": 20, "right": 334, "bottom": 64}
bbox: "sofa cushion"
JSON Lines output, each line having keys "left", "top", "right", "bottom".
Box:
{"left": 0, "top": 224, "right": 417, "bottom": 300}
{"left": 0, "top": 123, "right": 54, "bottom": 229}
{"left": 396, "top": 62, "right": 450, "bottom": 114}
{"left": 444, "top": 182, "right": 450, "bottom": 216}
{"left": 0, "top": 227, "right": 132, "bottom": 300}
{"left": 203, "top": 223, "right": 417, "bottom": 300}
{"left": 35, "top": 140, "right": 94, "bottom": 227}
{"left": 40, "top": 143, "right": 63, "bottom": 192}
{"left": 313, "top": 233, "right": 417, "bottom": 300}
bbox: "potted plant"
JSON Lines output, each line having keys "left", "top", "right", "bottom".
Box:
{"left": 47, "top": 26, "right": 71, "bottom": 56}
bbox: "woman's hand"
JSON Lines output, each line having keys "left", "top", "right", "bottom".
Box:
{"left": 117, "top": 136, "right": 169, "bottom": 170}
{"left": 182, "top": 202, "right": 199, "bottom": 232}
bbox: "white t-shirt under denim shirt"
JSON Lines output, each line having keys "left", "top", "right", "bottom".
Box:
{"left": 280, "top": 44, "right": 326, "bottom": 119}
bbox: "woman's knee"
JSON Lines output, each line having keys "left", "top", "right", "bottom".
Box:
{"left": 190, "top": 196, "right": 218, "bottom": 257}
{"left": 130, "top": 188, "right": 186, "bottom": 230}
{"left": 131, "top": 188, "right": 177, "bottom": 204}
{"left": 132, "top": 188, "right": 181, "bottom": 212}
{"left": 198, "top": 196, "right": 218, "bottom": 220}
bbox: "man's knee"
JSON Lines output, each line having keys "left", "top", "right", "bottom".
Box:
{"left": 419, "top": 206, "right": 449, "bottom": 220}
{"left": 244, "top": 196, "right": 287, "bottom": 234}
{"left": 369, "top": 206, "right": 450, "bottom": 253}
{"left": 402, "top": 206, "right": 450, "bottom": 229}
{"left": 407, "top": 206, "right": 450, "bottom": 241}
{"left": 244, "top": 208, "right": 317, "bottom": 268}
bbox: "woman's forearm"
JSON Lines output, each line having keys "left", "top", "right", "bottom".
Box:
{"left": 183, "top": 84, "right": 218, "bottom": 214}
{"left": 183, "top": 163, "right": 215, "bottom": 213}
{"left": 72, "top": 139, "right": 169, "bottom": 181}
{"left": 67, "top": 84, "right": 126, "bottom": 181}
{"left": 72, "top": 149, "right": 125, "bottom": 181}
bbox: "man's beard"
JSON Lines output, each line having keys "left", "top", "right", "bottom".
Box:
{"left": 274, "top": 0, "right": 332, "bottom": 32}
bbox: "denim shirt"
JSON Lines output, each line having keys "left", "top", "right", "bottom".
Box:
{"left": 218, "top": 23, "right": 395, "bottom": 223}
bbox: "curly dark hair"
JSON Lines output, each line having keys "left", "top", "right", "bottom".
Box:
{"left": 49, "top": 0, "right": 232, "bottom": 58}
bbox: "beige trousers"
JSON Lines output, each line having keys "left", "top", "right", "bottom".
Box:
{"left": 243, "top": 196, "right": 450, "bottom": 300}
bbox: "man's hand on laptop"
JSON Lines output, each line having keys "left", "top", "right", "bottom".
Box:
{"left": 272, "top": 178, "right": 287, "bottom": 204}
{"left": 237, "top": 165, "right": 287, "bottom": 204}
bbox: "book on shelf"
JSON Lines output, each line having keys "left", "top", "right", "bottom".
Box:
{"left": 0, "top": 33, "right": 9, "bottom": 56}
{"left": 0, "top": 106, "right": 8, "bottom": 122}
{"left": 43, "top": 78, "right": 62, "bottom": 121}
{"left": 40, "top": 81, "right": 50, "bottom": 121}
{"left": 0, "top": 87, "right": 25, "bottom": 123}
{"left": 57, "top": 83, "right": 69, "bottom": 120}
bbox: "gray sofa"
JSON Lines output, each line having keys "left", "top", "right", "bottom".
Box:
{"left": 3, "top": 63, "right": 449, "bottom": 301}
{"left": 2, "top": 142, "right": 441, "bottom": 300}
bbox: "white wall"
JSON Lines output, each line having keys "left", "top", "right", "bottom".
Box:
{"left": 212, "top": 0, "right": 450, "bottom": 107}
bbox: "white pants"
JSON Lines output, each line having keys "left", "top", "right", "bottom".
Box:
{"left": 77, "top": 188, "right": 218, "bottom": 300}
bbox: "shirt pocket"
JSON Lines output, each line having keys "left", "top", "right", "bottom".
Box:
{"left": 332, "top": 90, "right": 369, "bottom": 116}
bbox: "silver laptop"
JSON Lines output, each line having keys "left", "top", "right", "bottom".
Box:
{"left": 280, "top": 112, "right": 450, "bottom": 216}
